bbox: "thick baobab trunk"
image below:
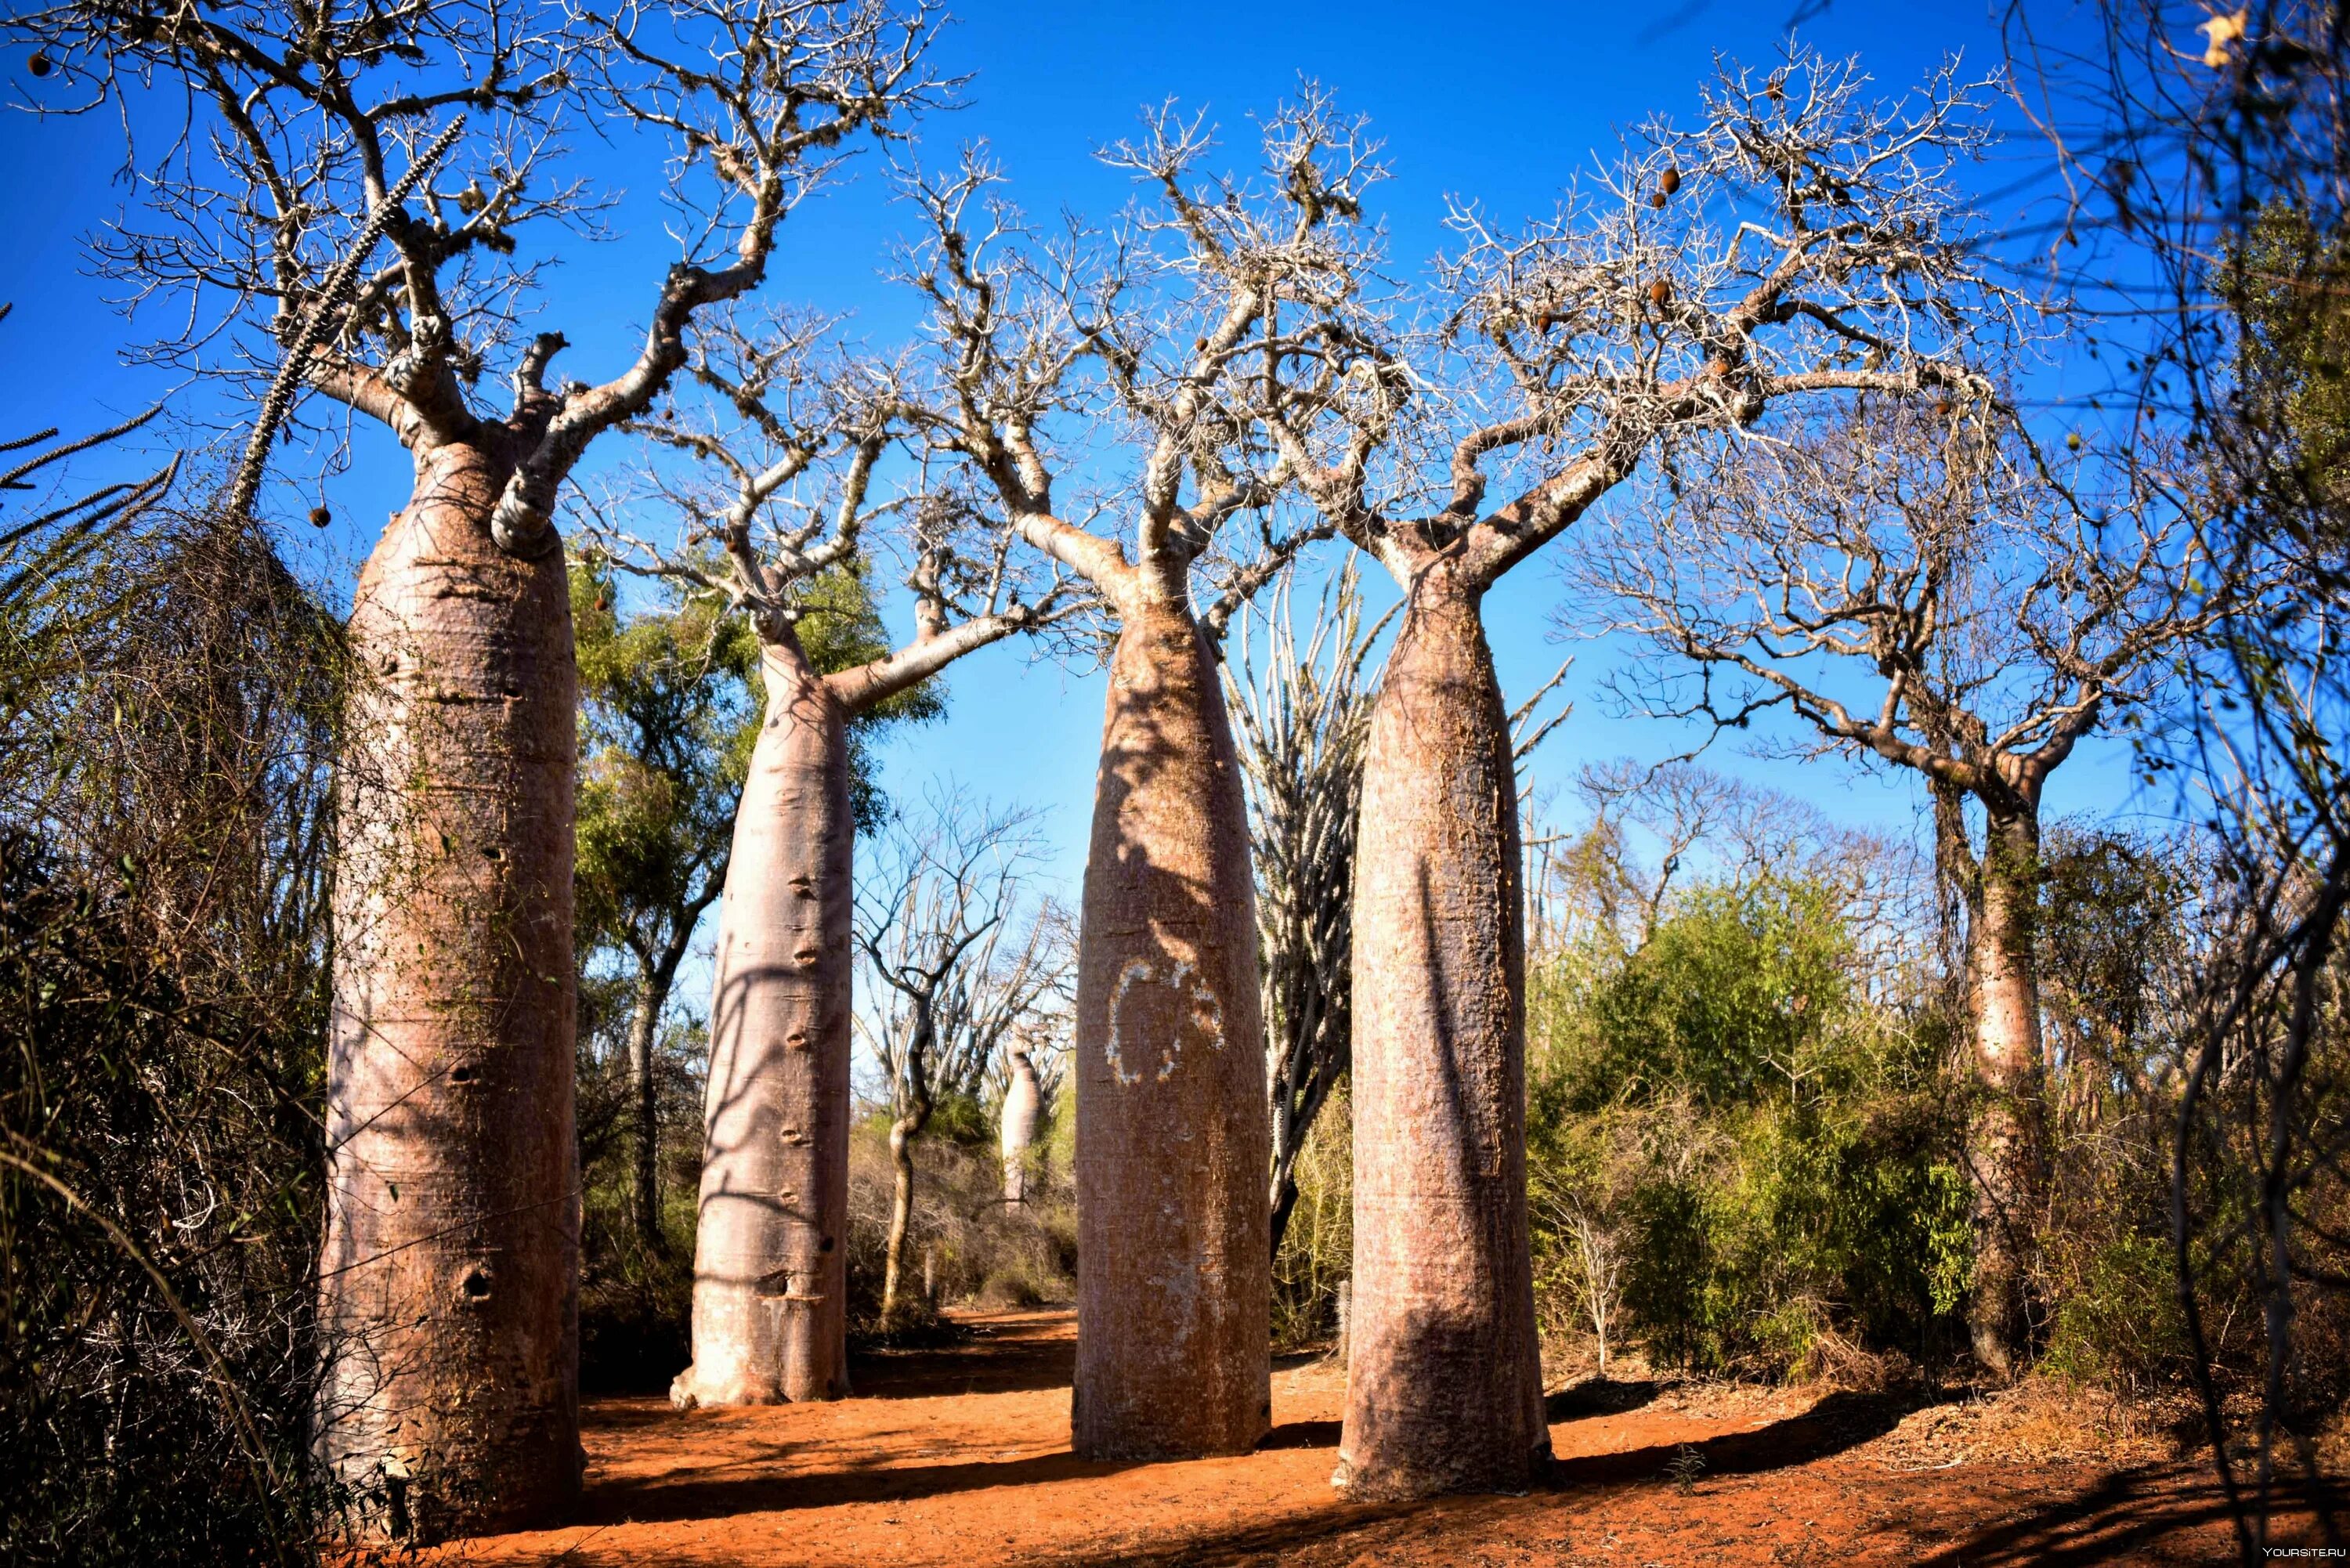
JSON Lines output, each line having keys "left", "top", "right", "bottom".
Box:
{"left": 1337, "top": 569, "right": 1547, "bottom": 1501}
{"left": 625, "top": 970, "right": 670, "bottom": 1251}
{"left": 1000, "top": 1043, "right": 1042, "bottom": 1205}
{"left": 881, "top": 1110, "right": 924, "bottom": 1321}
{"left": 671, "top": 642, "right": 852, "bottom": 1408}
{"left": 1965, "top": 803, "right": 2045, "bottom": 1380}
{"left": 318, "top": 443, "right": 581, "bottom": 1540}
{"left": 1072, "top": 602, "right": 1271, "bottom": 1461}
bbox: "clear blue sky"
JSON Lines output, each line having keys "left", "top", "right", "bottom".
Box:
{"left": 0, "top": 0, "right": 2175, "bottom": 914}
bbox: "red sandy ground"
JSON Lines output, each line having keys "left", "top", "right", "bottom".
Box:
{"left": 443, "top": 1308, "right": 2335, "bottom": 1566}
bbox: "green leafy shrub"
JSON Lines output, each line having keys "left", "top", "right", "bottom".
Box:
{"left": 1529, "top": 877, "right": 1972, "bottom": 1377}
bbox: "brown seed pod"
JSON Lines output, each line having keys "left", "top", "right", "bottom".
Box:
{"left": 1650, "top": 191, "right": 1668, "bottom": 209}
{"left": 1935, "top": 399, "right": 1954, "bottom": 419}
{"left": 309, "top": 504, "right": 332, "bottom": 529}
{"left": 1659, "top": 167, "right": 1681, "bottom": 196}
{"left": 27, "top": 52, "right": 51, "bottom": 78}
{"left": 1649, "top": 279, "right": 1672, "bottom": 308}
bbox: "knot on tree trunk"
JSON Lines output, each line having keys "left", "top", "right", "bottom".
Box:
{"left": 490, "top": 475, "right": 562, "bottom": 559}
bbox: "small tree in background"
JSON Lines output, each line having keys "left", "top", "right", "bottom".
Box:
{"left": 571, "top": 565, "right": 755, "bottom": 1256}
{"left": 1575, "top": 396, "right": 2240, "bottom": 1377}
{"left": 855, "top": 792, "right": 1069, "bottom": 1326}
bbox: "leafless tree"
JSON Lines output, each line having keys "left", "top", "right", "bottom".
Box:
{"left": 1528, "top": 1176, "right": 1626, "bottom": 1381}
{"left": 894, "top": 92, "right": 1380, "bottom": 1459}
{"left": 1225, "top": 563, "right": 1388, "bottom": 1259}
{"left": 1574, "top": 392, "right": 2240, "bottom": 1378}
{"left": 2, "top": 1, "right": 951, "bottom": 1537}
{"left": 591, "top": 309, "right": 1076, "bottom": 1408}
{"left": 1246, "top": 45, "right": 2018, "bottom": 1498}
{"left": 1525, "top": 757, "right": 1933, "bottom": 970}
{"left": 854, "top": 790, "right": 1066, "bottom": 1323}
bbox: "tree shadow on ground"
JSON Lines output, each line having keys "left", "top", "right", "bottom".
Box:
{"left": 1544, "top": 1387, "right": 1929, "bottom": 1489}
{"left": 571, "top": 1447, "right": 1147, "bottom": 1527}
{"left": 1061, "top": 1387, "right": 1936, "bottom": 1566}
{"left": 1913, "top": 1465, "right": 2346, "bottom": 1566}
{"left": 847, "top": 1321, "right": 1076, "bottom": 1400}
{"left": 583, "top": 1386, "right": 1937, "bottom": 1549}
{"left": 1544, "top": 1377, "right": 1662, "bottom": 1422}
{"left": 1260, "top": 1420, "right": 1340, "bottom": 1450}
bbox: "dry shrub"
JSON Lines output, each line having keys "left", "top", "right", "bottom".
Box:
{"left": 844, "top": 1097, "right": 1075, "bottom": 1342}
{"left": 2, "top": 506, "right": 357, "bottom": 1564}
{"left": 1271, "top": 1083, "right": 1352, "bottom": 1350}
{"left": 1791, "top": 1324, "right": 1918, "bottom": 1393}
{"left": 1868, "top": 1375, "right": 2193, "bottom": 1472}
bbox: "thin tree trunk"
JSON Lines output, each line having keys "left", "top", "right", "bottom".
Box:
{"left": 1338, "top": 566, "right": 1547, "bottom": 1501}
{"left": 882, "top": 1115, "right": 918, "bottom": 1321}
{"left": 317, "top": 443, "right": 581, "bottom": 1540}
{"left": 625, "top": 968, "right": 671, "bottom": 1253}
{"left": 673, "top": 640, "right": 852, "bottom": 1407}
{"left": 1072, "top": 602, "right": 1271, "bottom": 1461}
{"left": 1966, "top": 800, "right": 2045, "bottom": 1380}
{"left": 1000, "top": 1044, "right": 1041, "bottom": 1205}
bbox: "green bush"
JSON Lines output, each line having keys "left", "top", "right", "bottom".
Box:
{"left": 2042, "top": 1232, "right": 2186, "bottom": 1394}
{"left": 1528, "top": 877, "right": 1972, "bottom": 1377}
{"left": 843, "top": 1095, "right": 1076, "bottom": 1340}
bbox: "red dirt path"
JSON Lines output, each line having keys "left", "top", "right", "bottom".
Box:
{"left": 445, "top": 1308, "right": 2319, "bottom": 1566}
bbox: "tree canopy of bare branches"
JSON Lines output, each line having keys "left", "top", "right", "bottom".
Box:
{"left": 1225, "top": 45, "right": 2023, "bottom": 1500}
{"left": 885, "top": 91, "right": 1394, "bottom": 1460}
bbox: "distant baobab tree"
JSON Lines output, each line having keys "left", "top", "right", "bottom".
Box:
{"left": 592, "top": 313, "right": 1074, "bottom": 1407}
{"left": 855, "top": 793, "right": 1070, "bottom": 1323}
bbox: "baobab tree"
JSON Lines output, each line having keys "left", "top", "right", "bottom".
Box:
{"left": 571, "top": 553, "right": 925, "bottom": 1257}
{"left": 855, "top": 793, "right": 1068, "bottom": 1322}
{"left": 4, "top": 0, "right": 945, "bottom": 1535}
{"left": 1252, "top": 50, "right": 2017, "bottom": 1496}
{"left": 898, "top": 99, "right": 1376, "bottom": 1458}
{"left": 1574, "top": 394, "right": 2232, "bottom": 1376}
{"left": 591, "top": 313, "right": 1072, "bottom": 1407}
{"left": 990, "top": 904, "right": 1076, "bottom": 1207}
